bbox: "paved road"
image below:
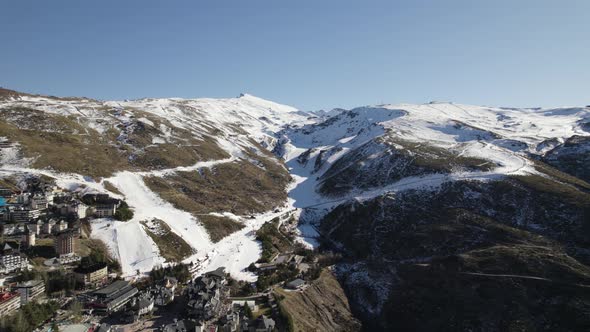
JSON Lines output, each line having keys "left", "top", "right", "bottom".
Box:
{"left": 461, "top": 272, "right": 590, "bottom": 288}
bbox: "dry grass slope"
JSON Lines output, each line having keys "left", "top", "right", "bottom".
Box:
{"left": 197, "top": 215, "right": 244, "bottom": 243}
{"left": 103, "top": 181, "right": 123, "bottom": 196}
{"left": 0, "top": 108, "right": 127, "bottom": 177}
{"left": 0, "top": 107, "right": 229, "bottom": 178}
{"left": 141, "top": 219, "right": 194, "bottom": 261}
{"left": 144, "top": 153, "right": 290, "bottom": 241}
{"left": 511, "top": 160, "right": 590, "bottom": 207}
{"left": 159, "top": 161, "right": 285, "bottom": 215}
{"left": 275, "top": 269, "right": 361, "bottom": 332}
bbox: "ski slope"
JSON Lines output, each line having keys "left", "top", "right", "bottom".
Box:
{"left": 1, "top": 91, "right": 589, "bottom": 279}
{"left": 278, "top": 102, "right": 589, "bottom": 246}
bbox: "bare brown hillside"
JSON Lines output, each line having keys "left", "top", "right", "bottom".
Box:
{"left": 275, "top": 269, "right": 361, "bottom": 332}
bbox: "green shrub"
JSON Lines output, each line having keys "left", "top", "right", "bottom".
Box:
{"left": 0, "top": 301, "right": 59, "bottom": 332}
{"left": 114, "top": 201, "right": 134, "bottom": 221}
{"left": 142, "top": 219, "right": 194, "bottom": 261}
{"left": 255, "top": 218, "right": 292, "bottom": 263}
{"left": 150, "top": 263, "right": 191, "bottom": 283}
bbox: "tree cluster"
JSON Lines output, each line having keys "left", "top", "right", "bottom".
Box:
{"left": 149, "top": 263, "right": 191, "bottom": 283}
{"left": 114, "top": 201, "right": 134, "bottom": 221}
{"left": 0, "top": 301, "right": 59, "bottom": 332}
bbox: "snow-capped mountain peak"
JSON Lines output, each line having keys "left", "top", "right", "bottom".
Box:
{"left": 1, "top": 88, "right": 589, "bottom": 286}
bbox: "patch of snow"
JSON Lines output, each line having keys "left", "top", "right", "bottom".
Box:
{"left": 106, "top": 171, "right": 212, "bottom": 254}
{"left": 338, "top": 135, "right": 356, "bottom": 144}
{"left": 0, "top": 141, "right": 33, "bottom": 168}
{"left": 151, "top": 136, "right": 166, "bottom": 144}
{"left": 136, "top": 157, "right": 235, "bottom": 177}
{"left": 137, "top": 117, "right": 155, "bottom": 127}
{"left": 90, "top": 218, "right": 166, "bottom": 276}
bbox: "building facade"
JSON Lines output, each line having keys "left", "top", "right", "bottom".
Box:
{"left": 0, "top": 292, "right": 20, "bottom": 316}
{"left": 84, "top": 280, "right": 138, "bottom": 313}
{"left": 54, "top": 219, "right": 68, "bottom": 233}
{"left": 93, "top": 203, "right": 118, "bottom": 217}
{"left": 55, "top": 230, "right": 76, "bottom": 256}
{"left": 21, "top": 227, "right": 36, "bottom": 247}
{"left": 16, "top": 280, "right": 45, "bottom": 304}
{"left": 0, "top": 250, "right": 28, "bottom": 275}
{"left": 29, "top": 220, "right": 44, "bottom": 235}
{"left": 30, "top": 194, "right": 48, "bottom": 210}
{"left": 43, "top": 220, "right": 56, "bottom": 234}
{"left": 10, "top": 208, "right": 40, "bottom": 223}
{"left": 74, "top": 263, "right": 108, "bottom": 286}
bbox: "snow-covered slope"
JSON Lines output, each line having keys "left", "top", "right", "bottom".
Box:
{"left": 0, "top": 91, "right": 311, "bottom": 159}
{"left": 1, "top": 88, "right": 589, "bottom": 282}
{"left": 279, "top": 102, "right": 590, "bottom": 330}
{"left": 0, "top": 89, "right": 311, "bottom": 279}
{"left": 278, "top": 102, "right": 589, "bottom": 210}
{"left": 273, "top": 102, "right": 590, "bottom": 251}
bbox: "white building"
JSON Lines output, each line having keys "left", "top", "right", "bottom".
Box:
{"left": 43, "top": 219, "right": 57, "bottom": 234}
{"left": 10, "top": 207, "right": 40, "bottom": 223}
{"left": 0, "top": 244, "right": 28, "bottom": 274}
{"left": 15, "top": 280, "right": 45, "bottom": 304}
{"left": 0, "top": 254, "right": 28, "bottom": 274}
{"left": 30, "top": 194, "right": 48, "bottom": 210}
{"left": 54, "top": 219, "right": 68, "bottom": 233}
{"left": 137, "top": 295, "right": 154, "bottom": 316}
{"left": 21, "top": 227, "right": 36, "bottom": 247}
{"left": 0, "top": 292, "right": 20, "bottom": 317}
{"left": 58, "top": 201, "right": 89, "bottom": 219}
{"left": 29, "top": 220, "right": 44, "bottom": 235}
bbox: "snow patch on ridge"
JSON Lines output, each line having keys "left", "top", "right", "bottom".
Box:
{"left": 2, "top": 93, "right": 589, "bottom": 278}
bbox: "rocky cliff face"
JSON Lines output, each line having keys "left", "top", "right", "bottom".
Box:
{"left": 543, "top": 135, "right": 590, "bottom": 183}
{"left": 320, "top": 176, "right": 590, "bottom": 331}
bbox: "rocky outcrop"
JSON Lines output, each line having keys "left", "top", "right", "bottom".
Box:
{"left": 544, "top": 135, "right": 590, "bottom": 183}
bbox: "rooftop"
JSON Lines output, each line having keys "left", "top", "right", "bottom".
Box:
{"left": 61, "top": 324, "right": 92, "bottom": 332}
{"left": 93, "top": 280, "right": 130, "bottom": 296}
{"left": 286, "top": 278, "right": 305, "bottom": 289}
{"left": 96, "top": 323, "right": 111, "bottom": 332}
{"left": 164, "top": 276, "right": 178, "bottom": 283}
{"left": 1, "top": 242, "right": 17, "bottom": 253}
{"left": 0, "top": 292, "right": 18, "bottom": 303}
{"left": 16, "top": 279, "right": 44, "bottom": 288}
{"left": 82, "top": 193, "right": 120, "bottom": 205}
{"left": 74, "top": 262, "right": 108, "bottom": 274}
{"left": 275, "top": 254, "right": 292, "bottom": 264}
{"left": 204, "top": 267, "right": 226, "bottom": 279}
{"left": 163, "top": 319, "right": 199, "bottom": 332}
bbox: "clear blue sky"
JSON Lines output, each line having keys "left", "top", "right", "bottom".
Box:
{"left": 1, "top": 0, "right": 589, "bottom": 111}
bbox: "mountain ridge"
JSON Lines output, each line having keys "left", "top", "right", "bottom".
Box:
{"left": 1, "top": 87, "right": 590, "bottom": 330}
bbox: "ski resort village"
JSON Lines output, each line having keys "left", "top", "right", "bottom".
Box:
{"left": 2, "top": 2, "right": 590, "bottom": 331}
{"left": 0, "top": 173, "right": 322, "bottom": 332}
{"left": 0, "top": 89, "right": 346, "bottom": 332}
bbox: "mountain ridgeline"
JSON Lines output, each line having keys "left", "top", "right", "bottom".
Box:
{"left": 277, "top": 101, "right": 590, "bottom": 331}
{"left": 1, "top": 88, "right": 590, "bottom": 331}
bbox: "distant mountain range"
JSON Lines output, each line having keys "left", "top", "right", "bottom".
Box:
{"left": 1, "top": 87, "right": 589, "bottom": 331}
